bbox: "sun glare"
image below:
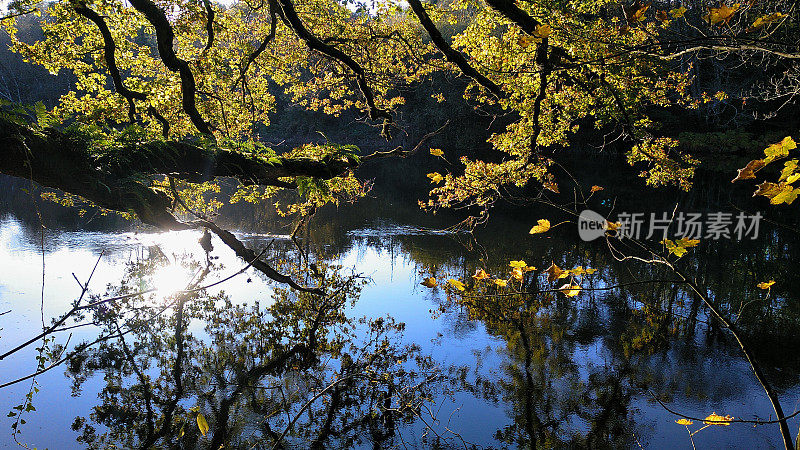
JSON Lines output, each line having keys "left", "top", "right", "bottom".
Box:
{"left": 150, "top": 263, "right": 193, "bottom": 298}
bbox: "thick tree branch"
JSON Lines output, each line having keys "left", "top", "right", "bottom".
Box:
{"left": 276, "top": 0, "right": 392, "bottom": 122}
{"left": 406, "top": 0, "right": 504, "bottom": 99}
{"left": 128, "top": 0, "right": 212, "bottom": 134}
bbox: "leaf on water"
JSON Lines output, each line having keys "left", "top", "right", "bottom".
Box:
{"left": 757, "top": 280, "right": 775, "bottom": 289}
{"left": 430, "top": 148, "right": 444, "bottom": 157}
{"left": 529, "top": 219, "right": 551, "bottom": 234}
{"left": 590, "top": 185, "right": 604, "bottom": 193}
{"left": 197, "top": 412, "right": 209, "bottom": 436}
{"left": 448, "top": 279, "right": 466, "bottom": 291}
{"left": 703, "top": 412, "right": 733, "bottom": 426}
{"left": 472, "top": 269, "right": 490, "bottom": 281}
{"left": 509, "top": 260, "right": 528, "bottom": 269}
{"left": 421, "top": 277, "right": 437, "bottom": 288}
{"left": 675, "top": 418, "right": 694, "bottom": 426}
{"left": 732, "top": 159, "right": 766, "bottom": 182}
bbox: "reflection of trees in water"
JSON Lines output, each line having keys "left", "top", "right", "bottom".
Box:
{"left": 66, "top": 253, "right": 451, "bottom": 449}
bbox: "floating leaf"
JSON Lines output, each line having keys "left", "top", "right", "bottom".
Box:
{"left": 509, "top": 260, "right": 528, "bottom": 269}
{"left": 703, "top": 412, "right": 733, "bottom": 426}
{"left": 421, "top": 277, "right": 437, "bottom": 288}
{"left": 448, "top": 279, "right": 466, "bottom": 291}
{"left": 197, "top": 412, "right": 209, "bottom": 436}
{"left": 472, "top": 269, "right": 490, "bottom": 281}
{"left": 529, "top": 219, "right": 551, "bottom": 234}
{"left": 427, "top": 172, "right": 444, "bottom": 184}
{"left": 757, "top": 280, "right": 775, "bottom": 289}
{"left": 430, "top": 148, "right": 444, "bottom": 157}
{"left": 675, "top": 418, "right": 694, "bottom": 426}
{"left": 590, "top": 185, "right": 604, "bottom": 193}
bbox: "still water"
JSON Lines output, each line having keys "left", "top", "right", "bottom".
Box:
{"left": 1, "top": 175, "right": 800, "bottom": 448}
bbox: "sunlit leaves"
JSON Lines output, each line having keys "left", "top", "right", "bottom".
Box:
{"left": 703, "top": 412, "right": 733, "bottom": 426}
{"left": 448, "top": 279, "right": 466, "bottom": 291}
{"left": 757, "top": 280, "right": 775, "bottom": 289}
{"left": 421, "top": 277, "right": 437, "bottom": 288}
{"left": 626, "top": 2, "right": 651, "bottom": 24}
{"left": 528, "top": 219, "right": 551, "bottom": 234}
{"left": 669, "top": 6, "right": 687, "bottom": 18}
{"left": 197, "top": 412, "right": 209, "bottom": 436}
{"left": 750, "top": 12, "right": 787, "bottom": 30}
{"left": 703, "top": 4, "right": 740, "bottom": 25}
{"left": 427, "top": 172, "right": 444, "bottom": 184}
{"left": 493, "top": 279, "right": 508, "bottom": 287}
{"left": 545, "top": 262, "right": 569, "bottom": 282}
{"left": 429, "top": 148, "right": 444, "bottom": 157}
{"left": 764, "top": 136, "right": 796, "bottom": 163}
{"left": 533, "top": 24, "right": 552, "bottom": 39}
{"left": 731, "top": 159, "right": 766, "bottom": 182}
{"left": 472, "top": 269, "right": 490, "bottom": 281}
{"left": 661, "top": 238, "right": 700, "bottom": 258}
{"left": 558, "top": 284, "right": 581, "bottom": 297}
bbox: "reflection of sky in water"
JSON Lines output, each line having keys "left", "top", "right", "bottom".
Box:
{"left": 1, "top": 215, "right": 799, "bottom": 448}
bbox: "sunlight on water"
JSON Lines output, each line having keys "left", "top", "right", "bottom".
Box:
{"left": 150, "top": 262, "right": 194, "bottom": 297}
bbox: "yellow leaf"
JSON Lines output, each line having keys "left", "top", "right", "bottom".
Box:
{"left": 517, "top": 35, "right": 535, "bottom": 48}
{"left": 430, "top": 148, "right": 444, "bottom": 157}
{"left": 606, "top": 221, "right": 622, "bottom": 231}
{"left": 534, "top": 24, "right": 552, "bottom": 39}
{"left": 197, "top": 412, "right": 209, "bottom": 436}
{"left": 670, "top": 6, "right": 687, "bottom": 18}
{"left": 757, "top": 280, "right": 775, "bottom": 289}
{"left": 627, "top": 2, "right": 651, "bottom": 23}
{"left": 427, "top": 172, "right": 443, "bottom": 184}
{"left": 732, "top": 159, "right": 766, "bottom": 182}
{"left": 494, "top": 279, "right": 508, "bottom": 287}
{"left": 529, "top": 219, "right": 551, "bottom": 234}
{"left": 448, "top": 279, "right": 466, "bottom": 291}
{"left": 703, "top": 412, "right": 733, "bottom": 426}
{"left": 751, "top": 12, "right": 787, "bottom": 30}
{"left": 703, "top": 4, "right": 739, "bottom": 25}
{"left": 763, "top": 136, "right": 796, "bottom": 162}
{"left": 511, "top": 267, "right": 524, "bottom": 281}
{"left": 787, "top": 174, "right": 800, "bottom": 184}
{"left": 544, "top": 181, "right": 560, "bottom": 193}
{"left": 559, "top": 283, "right": 581, "bottom": 297}
{"left": 421, "top": 277, "right": 437, "bottom": 288}
{"left": 472, "top": 269, "right": 490, "bottom": 281}
{"left": 590, "top": 185, "right": 604, "bottom": 193}
{"left": 675, "top": 418, "right": 694, "bottom": 426}
{"left": 509, "top": 260, "right": 528, "bottom": 269}
{"left": 585, "top": 268, "right": 597, "bottom": 274}
{"left": 675, "top": 237, "right": 700, "bottom": 248}
{"left": 545, "top": 262, "right": 569, "bottom": 282}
